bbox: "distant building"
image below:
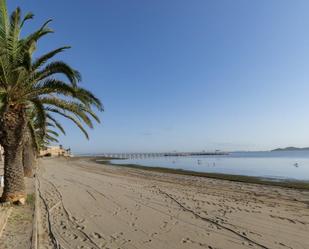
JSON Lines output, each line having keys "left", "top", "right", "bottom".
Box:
{"left": 40, "top": 145, "right": 72, "bottom": 157}
{"left": 0, "top": 145, "right": 72, "bottom": 158}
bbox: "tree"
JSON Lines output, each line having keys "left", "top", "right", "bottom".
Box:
{"left": 22, "top": 106, "right": 76, "bottom": 178}
{"left": 0, "top": 2, "right": 102, "bottom": 203}
{"left": 22, "top": 109, "right": 61, "bottom": 178}
{"left": 22, "top": 126, "right": 36, "bottom": 177}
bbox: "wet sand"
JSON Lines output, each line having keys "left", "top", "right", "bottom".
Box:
{"left": 37, "top": 157, "right": 309, "bottom": 249}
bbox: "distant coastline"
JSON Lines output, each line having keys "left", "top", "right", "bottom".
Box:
{"left": 271, "top": 147, "right": 309, "bottom": 152}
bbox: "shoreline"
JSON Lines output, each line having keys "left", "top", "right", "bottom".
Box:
{"left": 91, "top": 157, "right": 309, "bottom": 190}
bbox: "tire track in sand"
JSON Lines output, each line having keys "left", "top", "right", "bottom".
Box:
{"left": 38, "top": 175, "right": 104, "bottom": 249}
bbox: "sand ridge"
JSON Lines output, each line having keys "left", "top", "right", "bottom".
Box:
{"left": 37, "top": 157, "right": 309, "bottom": 249}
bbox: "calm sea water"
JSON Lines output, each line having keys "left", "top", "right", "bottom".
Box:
{"left": 111, "top": 151, "right": 309, "bottom": 181}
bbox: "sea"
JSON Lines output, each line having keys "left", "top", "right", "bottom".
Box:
{"left": 110, "top": 151, "right": 309, "bottom": 181}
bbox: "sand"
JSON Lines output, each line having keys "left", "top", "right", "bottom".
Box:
{"left": 37, "top": 157, "right": 309, "bottom": 249}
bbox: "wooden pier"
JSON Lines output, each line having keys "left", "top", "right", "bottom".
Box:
{"left": 98, "top": 151, "right": 228, "bottom": 159}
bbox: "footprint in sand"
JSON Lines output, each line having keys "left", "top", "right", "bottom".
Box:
{"left": 78, "top": 218, "right": 85, "bottom": 223}
{"left": 109, "top": 232, "right": 124, "bottom": 242}
{"left": 135, "top": 203, "right": 141, "bottom": 210}
{"left": 72, "top": 216, "right": 85, "bottom": 224}
{"left": 181, "top": 237, "right": 191, "bottom": 244}
{"left": 69, "top": 234, "right": 78, "bottom": 240}
{"left": 92, "top": 232, "right": 103, "bottom": 239}
{"left": 76, "top": 225, "right": 85, "bottom": 230}
{"left": 150, "top": 232, "right": 158, "bottom": 238}
{"left": 143, "top": 239, "right": 152, "bottom": 244}
{"left": 160, "top": 221, "right": 168, "bottom": 230}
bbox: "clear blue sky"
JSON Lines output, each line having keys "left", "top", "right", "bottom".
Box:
{"left": 8, "top": 0, "right": 309, "bottom": 153}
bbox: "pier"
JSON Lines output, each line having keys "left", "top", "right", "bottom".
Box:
{"left": 98, "top": 151, "right": 228, "bottom": 159}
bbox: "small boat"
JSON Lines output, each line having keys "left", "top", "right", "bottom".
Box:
{"left": 294, "top": 163, "right": 299, "bottom": 167}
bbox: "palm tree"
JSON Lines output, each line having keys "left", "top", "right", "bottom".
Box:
{"left": 0, "top": 3, "right": 103, "bottom": 203}
{"left": 22, "top": 126, "right": 37, "bottom": 178}
{"left": 22, "top": 108, "right": 62, "bottom": 177}
{"left": 22, "top": 103, "right": 88, "bottom": 178}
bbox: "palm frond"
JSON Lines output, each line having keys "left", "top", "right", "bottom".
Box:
{"left": 23, "top": 19, "right": 53, "bottom": 51}
{"left": 45, "top": 107, "right": 89, "bottom": 139}
{"left": 32, "top": 46, "right": 70, "bottom": 70}
{"left": 34, "top": 61, "right": 81, "bottom": 86}
{"left": 46, "top": 113, "right": 66, "bottom": 135}
{"left": 46, "top": 129, "right": 59, "bottom": 137}
{"left": 74, "top": 87, "right": 103, "bottom": 111}
{"left": 20, "top": 12, "right": 34, "bottom": 28}
{"left": 0, "top": 0, "right": 9, "bottom": 40}
{"left": 25, "top": 78, "right": 76, "bottom": 98}
{"left": 31, "top": 98, "right": 47, "bottom": 136}
{"left": 45, "top": 133, "right": 59, "bottom": 143}
{"left": 40, "top": 97, "right": 94, "bottom": 128}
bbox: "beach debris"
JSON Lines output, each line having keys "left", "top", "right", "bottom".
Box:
{"left": 15, "top": 198, "right": 26, "bottom": 205}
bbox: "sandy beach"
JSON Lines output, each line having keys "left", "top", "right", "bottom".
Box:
{"left": 37, "top": 157, "right": 309, "bottom": 249}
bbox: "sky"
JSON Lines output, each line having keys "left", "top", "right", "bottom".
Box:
{"left": 8, "top": 0, "right": 309, "bottom": 153}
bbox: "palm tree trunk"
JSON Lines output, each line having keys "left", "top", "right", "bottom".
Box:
{"left": 23, "top": 128, "right": 37, "bottom": 177}
{"left": 0, "top": 105, "right": 27, "bottom": 204}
